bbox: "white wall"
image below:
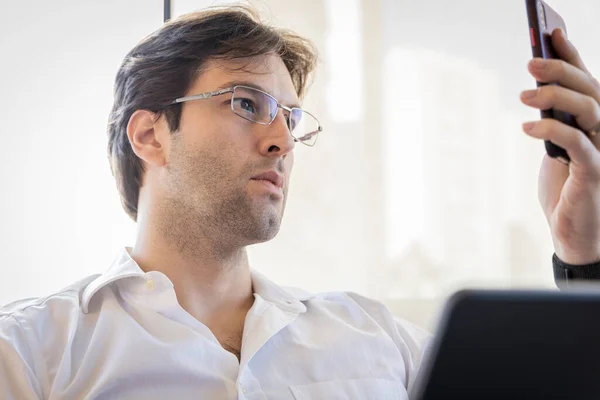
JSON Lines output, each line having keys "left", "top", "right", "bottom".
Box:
{"left": 1, "top": 0, "right": 598, "bottom": 331}
{"left": 0, "top": 0, "right": 161, "bottom": 301}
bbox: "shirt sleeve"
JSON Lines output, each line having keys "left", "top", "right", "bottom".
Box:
{"left": 0, "top": 315, "right": 43, "bottom": 399}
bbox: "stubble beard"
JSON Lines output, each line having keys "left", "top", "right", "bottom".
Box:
{"left": 157, "top": 140, "right": 286, "bottom": 259}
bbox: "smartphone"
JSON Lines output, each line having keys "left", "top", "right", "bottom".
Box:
{"left": 525, "top": 0, "right": 579, "bottom": 164}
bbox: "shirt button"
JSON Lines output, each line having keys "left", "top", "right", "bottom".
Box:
{"left": 240, "top": 385, "right": 247, "bottom": 394}
{"left": 145, "top": 279, "right": 156, "bottom": 290}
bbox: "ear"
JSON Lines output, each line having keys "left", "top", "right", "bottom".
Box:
{"left": 126, "top": 110, "right": 169, "bottom": 168}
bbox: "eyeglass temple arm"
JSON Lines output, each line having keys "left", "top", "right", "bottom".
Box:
{"left": 295, "top": 127, "right": 323, "bottom": 141}
{"left": 170, "top": 88, "right": 234, "bottom": 105}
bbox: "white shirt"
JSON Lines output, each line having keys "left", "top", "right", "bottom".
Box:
{"left": 0, "top": 248, "right": 430, "bottom": 400}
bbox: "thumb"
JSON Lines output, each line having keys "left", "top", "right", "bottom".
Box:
{"left": 551, "top": 28, "right": 589, "bottom": 73}
{"left": 538, "top": 154, "right": 569, "bottom": 219}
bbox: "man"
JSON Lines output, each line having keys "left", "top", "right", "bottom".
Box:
{"left": 1, "top": 5, "right": 599, "bottom": 399}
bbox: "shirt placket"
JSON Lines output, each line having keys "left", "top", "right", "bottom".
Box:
{"left": 236, "top": 295, "right": 304, "bottom": 400}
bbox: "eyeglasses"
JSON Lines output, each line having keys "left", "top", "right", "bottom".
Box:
{"left": 170, "top": 85, "right": 322, "bottom": 147}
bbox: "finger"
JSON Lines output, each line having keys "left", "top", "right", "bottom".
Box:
{"left": 528, "top": 58, "right": 600, "bottom": 104}
{"left": 521, "top": 85, "right": 600, "bottom": 133}
{"left": 522, "top": 118, "right": 600, "bottom": 173}
{"left": 551, "top": 28, "right": 589, "bottom": 73}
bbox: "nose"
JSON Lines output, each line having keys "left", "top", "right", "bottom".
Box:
{"left": 257, "top": 109, "right": 295, "bottom": 157}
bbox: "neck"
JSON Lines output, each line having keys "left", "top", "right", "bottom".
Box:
{"left": 130, "top": 209, "right": 254, "bottom": 325}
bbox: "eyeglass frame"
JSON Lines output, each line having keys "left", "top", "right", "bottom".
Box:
{"left": 168, "top": 85, "right": 322, "bottom": 146}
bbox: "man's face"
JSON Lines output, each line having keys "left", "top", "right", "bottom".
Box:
{"left": 158, "top": 54, "right": 298, "bottom": 246}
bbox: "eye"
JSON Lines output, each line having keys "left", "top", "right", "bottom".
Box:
{"left": 289, "top": 110, "right": 303, "bottom": 131}
{"left": 286, "top": 115, "right": 296, "bottom": 131}
{"left": 233, "top": 98, "right": 257, "bottom": 114}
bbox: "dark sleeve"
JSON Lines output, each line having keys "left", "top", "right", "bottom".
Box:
{"left": 552, "top": 253, "right": 600, "bottom": 289}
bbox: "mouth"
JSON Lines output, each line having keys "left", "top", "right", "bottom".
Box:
{"left": 251, "top": 171, "right": 284, "bottom": 188}
{"left": 250, "top": 170, "right": 284, "bottom": 196}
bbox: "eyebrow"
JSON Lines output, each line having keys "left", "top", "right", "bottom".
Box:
{"left": 215, "top": 80, "right": 301, "bottom": 109}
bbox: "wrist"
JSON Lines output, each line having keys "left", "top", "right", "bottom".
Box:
{"left": 552, "top": 231, "right": 600, "bottom": 264}
{"left": 554, "top": 247, "right": 600, "bottom": 266}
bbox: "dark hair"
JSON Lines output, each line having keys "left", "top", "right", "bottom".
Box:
{"left": 107, "top": 5, "right": 318, "bottom": 222}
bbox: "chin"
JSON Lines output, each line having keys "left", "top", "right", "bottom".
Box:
{"left": 260, "top": 215, "right": 283, "bottom": 240}
{"left": 233, "top": 193, "right": 287, "bottom": 244}
{"left": 245, "top": 212, "right": 282, "bottom": 244}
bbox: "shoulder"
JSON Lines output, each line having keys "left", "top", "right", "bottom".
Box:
{"left": 0, "top": 273, "right": 100, "bottom": 350}
{"left": 302, "top": 290, "right": 431, "bottom": 345}
{"left": 0, "top": 274, "right": 99, "bottom": 396}
{"left": 1, "top": 274, "right": 99, "bottom": 317}
{"left": 306, "top": 290, "right": 432, "bottom": 388}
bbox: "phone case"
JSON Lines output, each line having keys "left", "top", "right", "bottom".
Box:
{"left": 525, "top": 0, "right": 579, "bottom": 163}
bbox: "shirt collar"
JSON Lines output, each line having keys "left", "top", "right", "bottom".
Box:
{"left": 82, "top": 247, "right": 315, "bottom": 314}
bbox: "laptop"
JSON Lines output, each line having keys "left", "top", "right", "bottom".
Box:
{"left": 411, "top": 288, "right": 600, "bottom": 400}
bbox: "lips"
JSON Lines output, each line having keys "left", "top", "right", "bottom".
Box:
{"left": 251, "top": 170, "right": 284, "bottom": 188}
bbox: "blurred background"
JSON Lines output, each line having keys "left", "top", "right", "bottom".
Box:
{"left": 1, "top": 0, "right": 598, "bottom": 330}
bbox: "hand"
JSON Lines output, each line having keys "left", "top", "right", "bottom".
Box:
{"left": 520, "top": 28, "right": 600, "bottom": 265}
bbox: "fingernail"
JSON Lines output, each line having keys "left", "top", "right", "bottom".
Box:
{"left": 531, "top": 58, "right": 547, "bottom": 69}
{"left": 521, "top": 90, "right": 537, "bottom": 100}
{"left": 523, "top": 121, "right": 537, "bottom": 132}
